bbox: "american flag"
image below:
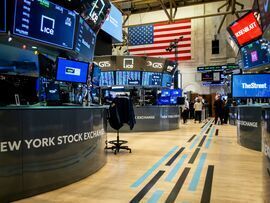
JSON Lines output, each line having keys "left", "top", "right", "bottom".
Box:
{"left": 128, "top": 19, "right": 192, "bottom": 61}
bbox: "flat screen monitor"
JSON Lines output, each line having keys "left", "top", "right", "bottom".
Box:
{"left": 232, "top": 74, "right": 270, "bottom": 98}
{"left": 38, "top": 53, "right": 56, "bottom": 79}
{"left": 101, "top": 3, "right": 122, "bottom": 42}
{"left": 46, "top": 82, "right": 60, "bottom": 102}
{"left": 170, "top": 89, "right": 182, "bottom": 97}
{"left": 91, "top": 64, "right": 101, "bottom": 86}
{"left": 158, "top": 97, "right": 170, "bottom": 105}
{"left": 116, "top": 71, "right": 141, "bottom": 86}
{"left": 162, "top": 73, "right": 172, "bottom": 87}
{"left": 161, "top": 89, "right": 171, "bottom": 97}
{"left": 240, "top": 39, "right": 270, "bottom": 69}
{"left": 142, "top": 72, "right": 162, "bottom": 86}
{"left": 201, "top": 72, "right": 213, "bottom": 81}
{"left": 56, "top": 58, "right": 89, "bottom": 83}
{"left": 13, "top": 0, "right": 76, "bottom": 49}
{"left": 74, "top": 17, "right": 96, "bottom": 60}
{"left": 80, "top": 0, "right": 111, "bottom": 33}
{"left": 170, "top": 97, "right": 178, "bottom": 105}
{"left": 100, "top": 71, "right": 114, "bottom": 86}
{"left": 227, "top": 11, "right": 262, "bottom": 47}
{"left": 0, "top": 0, "right": 6, "bottom": 33}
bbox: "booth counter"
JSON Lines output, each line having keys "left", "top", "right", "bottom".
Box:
{"left": 108, "top": 105, "right": 180, "bottom": 132}
{"left": 0, "top": 106, "right": 107, "bottom": 202}
{"left": 236, "top": 105, "right": 263, "bottom": 151}
{"left": 262, "top": 107, "right": 270, "bottom": 179}
{"left": 229, "top": 106, "right": 238, "bottom": 126}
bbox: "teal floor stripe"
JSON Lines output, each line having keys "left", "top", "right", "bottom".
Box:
{"left": 147, "top": 190, "right": 164, "bottom": 203}
{"left": 165, "top": 154, "right": 188, "bottom": 182}
{"left": 188, "top": 153, "right": 207, "bottom": 191}
{"left": 190, "top": 121, "right": 211, "bottom": 150}
{"left": 131, "top": 146, "right": 178, "bottom": 188}
{"left": 205, "top": 127, "right": 215, "bottom": 149}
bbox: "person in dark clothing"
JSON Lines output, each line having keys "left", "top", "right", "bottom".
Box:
{"left": 189, "top": 101, "right": 194, "bottom": 119}
{"left": 223, "top": 99, "right": 232, "bottom": 124}
{"left": 214, "top": 95, "right": 224, "bottom": 125}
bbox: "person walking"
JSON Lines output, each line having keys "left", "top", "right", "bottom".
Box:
{"left": 194, "top": 99, "right": 203, "bottom": 123}
{"left": 214, "top": 95, "right": 224, "bottom": 125}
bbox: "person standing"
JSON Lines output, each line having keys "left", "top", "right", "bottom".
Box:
{"left": 214, "top": 95, "right": 224, "bottom": 125}
{"left": 194, "top": 99, "right": 203, "bottom": 123}
{"left": 182, "top": 99, "right": 189, "bottom": 124}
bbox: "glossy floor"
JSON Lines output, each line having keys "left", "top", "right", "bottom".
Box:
{"left": 17, "top": 119, "right": 270, "bottom": 203}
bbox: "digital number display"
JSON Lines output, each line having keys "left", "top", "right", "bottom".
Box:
{"left": 116, "top": 71, "right": 141, "bottom": 86}
{"left": 100, "top": 71, "right": 114, "bottom": 86}
{"left": 142, "top": 72, "right": 162, "bottom": 86}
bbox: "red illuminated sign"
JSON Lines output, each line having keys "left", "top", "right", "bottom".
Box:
{"left": 228, "top": 12, "right": 262, "bottom": 47}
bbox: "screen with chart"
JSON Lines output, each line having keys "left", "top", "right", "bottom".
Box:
{"left": 116, "top": 71, "right": 141, "bottom": 86}
{"left": 142, "top": 72, "right": 162, "bottom": 86}
{"left": 100, "top": 71, "right": 114, "bottom": 86}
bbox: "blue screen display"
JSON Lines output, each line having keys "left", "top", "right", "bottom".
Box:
{"left": 158, "top": 97, "right": 170, "bottom": 105}
{"left": 142, "top": 72, "right": 162, "bottom": 86}
{"left": 232, "top": 74, "right": 270, "bottom": 98}
{"left": 170, "top": 89, "right": 182, "bottom": 97}
{"left": 241, "top": 39, "right": 270, "bottom": 69}
{"left": 116, "top": 71, "right": 141, "bottom": 86}
{"left": 161, "top": 89, "right": 171, "bottom": 97}
{"left": 56, "top": 58, "right": 89, "bottom": 83}
{"left": 75, "top": 17, "right": 96, "bottom": 60}
{"left": 100, "top": 71, "right": 114, "bottom": 86}
{"left": 0, "top": 0, "right": 6, "bottom": 32}
{"left": 13, "top": 0, "right": 76, "bottom": 49}
{"left": 92, "top": 64, "right": 101, "bottom": 86}
{"left": 101, "top": 3, "right": 122, "bottom": 42}
{"left": 162, "top": 74, "right": 172, "bottom": 87}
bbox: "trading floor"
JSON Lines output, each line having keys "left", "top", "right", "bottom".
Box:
{"left": 16, "top": 120, "right": 270, "bottom": 203}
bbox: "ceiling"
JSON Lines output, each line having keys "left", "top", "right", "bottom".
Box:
{"left": 110, "top": 0, "right": 225, "bottom": 15}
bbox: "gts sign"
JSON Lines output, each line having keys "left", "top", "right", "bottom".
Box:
{"left": 97, "top": 61, "right": 111, "bottom": 68}
{"left": 146, "top": 61, "right": 163, "bottom": 69}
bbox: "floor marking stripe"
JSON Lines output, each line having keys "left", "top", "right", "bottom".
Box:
{"left": 188, "top": 148, "right": 200, "bottom": 164}
{"left": 130, "top": 171, "right": 165, "bottom": 203}
{"left": 165, "top": 167, "right": 191, "bottom": 203}
{"left": 198, "top": 136, "right": 207, "bottom": 147}
{"left": 188, "top": 135, "right": 196, "bottom": 142}
{"left": 131, "top": 146, "right": 178, "bottom": 188}
{"left": 205, "top": 127, "right": 215, "bottom": 149}
{"left": 200, "top": 165, "right": 214, "bottom": 203}
{"left": 147, "top": 190, "right": 164, "bottom": 203}
{"left": 165, "top": 154, "right": 188, "bottom": 182}
{"left": 188, "top": 153, "right": 207, "bottom": 191}
{"left": 166, "top": 147, "right": 185, "bottom": 166}
{"left": 190, "top": 121, "right": 211, "bottom": 150}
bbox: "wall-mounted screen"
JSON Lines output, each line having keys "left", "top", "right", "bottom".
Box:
{"left": 162, "top": 73, "right": 172, "bottom": 87}
{"left": 56, "top": 58, "right": 89, "bottom": 83}
{"left": 75, "top": 17, "right": 96, "bottom": 61}
{"left": 80, "top": 0, "right": 111, "bottom": 33}
{"left": 116, "top": 71, "right": 141, "bottom": 86}
{"left": 13, "top": 0, "right": 76, "bottom": 49}
{"left": 201, "top": 72, "right": 213, "bottom": 81}
{"left": 142, "top": 72, "right": 162, "bottom": 86}
{"left": 232, "top": 74, "right": 270, "bottom": 98}
{"left": 241, "top": 39, "right": 270, "bottom": 69}
{"left": 227, "top": 11, "right": 262, "bottom": 47}
{"left": 91, "top": 64, "right": 101, "bottom": 86}
{"left": 100, "top": 71, "right": 114, "bottom": 86}
{"left": 0, "top": 0, "right": 6, "bottom": 33}
{"left": 101, "top": 3, "right": 122, "bottom": 42}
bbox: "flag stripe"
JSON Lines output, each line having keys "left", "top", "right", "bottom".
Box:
{"left": 128, "top": 19, "right": 192, "bottom": 61}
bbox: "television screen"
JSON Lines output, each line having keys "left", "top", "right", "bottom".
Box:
{"left": 80, "top": 0, "right": 111, "bottom": 33}
{"left": 162, "top": 73, "right": 172, "bottom": 87}
{"left": 116, "top": 71, "right": 141, "bottom": 86}
{"left": 100, "top": 71, "right": 114, "bottom": 86}
{"left": 142, "top": 72, "right": 162, "bottom": 86}
{"left": 56, "top": 58, "right": 89, "bottom": 83}
{"left": 74, "top": 17, "right": 96, "bottom": 61}
{"left": 101, "top": 3, "right": 122, "bottom": 42}
{"left": 227, "top": 11, "right": 262, "bottom": 47}
{"left": 232, "top": 74, "right": 270, "bottom": 98}
{"left": 241, "top": 39, "right": 270, "bottom": 69}
{"left": 38, "top": 54, "right": 56, "bottom": 79}
{"left": 170, "top": 89, "right": 182, "bottom": 97}
{"left": 46, "top": 82, "right": 60, "bottom": 102}
{"left": 161, "top": 89, "right": 171, "bottom": 97}
{"left": 201, "top": 72, "right": 213, "bottom": 81}
{"left": 13, "top": 0, "right": 76, "bottom": 49}
{"left": 0, "top": 0, "right": 6, "bottom": 33}
{"left": 91, "top": 64, "right": 101, "bottom": 86}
